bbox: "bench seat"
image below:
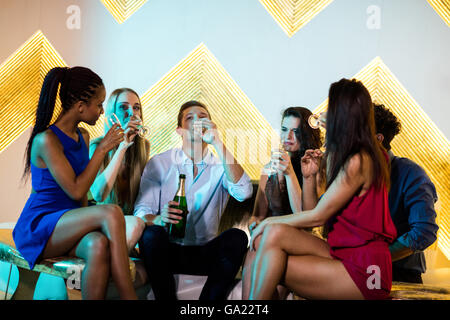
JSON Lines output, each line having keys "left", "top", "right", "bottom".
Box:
{"left": 390, "top": 281, "right": 450, "bottom": 300}
{"left": 0, "top": 229, "right": 148, "bottom": 299}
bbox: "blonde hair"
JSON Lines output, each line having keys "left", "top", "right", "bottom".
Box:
{"left": 94, "top": 88, "right": 150, "bottom": 214}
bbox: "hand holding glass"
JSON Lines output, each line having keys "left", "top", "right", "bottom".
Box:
{"left": 108, "top": 113, "right": 150, "bottom": 139}
{"left": 268, "top": 144, "right": 286, "bottom": 176}
{"left": 133, "top": 115, "right": 151, "bottom": 139}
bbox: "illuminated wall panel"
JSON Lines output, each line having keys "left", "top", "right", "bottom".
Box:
{"left": 0, "top": 31, "right": 67, "bottom": 153}
{"left": 427, "top": 0, "right": 450, "bottom": 27}
{"left": 82, "top": 44, "right": 278, "bottom": 180}
{"left": 101, "top": 0, "right": 148, "bottom": 24}
{"left": 314, "top": 57, "right": 450, "bottom": 259}
{"left": 138, "top": 43, "right": 278, "bottom": 181}
{"left": 259, "top": 0, "right": 334, "bottom": 37}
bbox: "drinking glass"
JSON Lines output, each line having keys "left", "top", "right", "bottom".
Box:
{"left": 308, "top": 113, "right": 326, "bottom": 130}
{"left": 193, "top": 120, "right": 204, "bottom": 137}
{"left": 107, "top": 113, "right": 150, "bottom": 139}
{"left": 268, "top": 143, "right": 286, "bottom": 176}
{"left": 133, "top": 115, "right": 151, "bottom": 139}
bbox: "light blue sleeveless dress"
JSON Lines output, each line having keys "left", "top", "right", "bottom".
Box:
{"left": 13, "top": 125, "right": 89, "bottom": 269}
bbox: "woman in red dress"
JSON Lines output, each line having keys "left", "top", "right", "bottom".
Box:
{"left": 248, "top": 78, "right": 397, "bottom": 300}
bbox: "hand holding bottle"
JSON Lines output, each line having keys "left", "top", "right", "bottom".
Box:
{"left": 160, "top": 201, "right": 184, "bottom": 226}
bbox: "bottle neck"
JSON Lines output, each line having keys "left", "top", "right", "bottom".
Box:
{"left": 176, "top": 178, "right": 186, "bottom": 197}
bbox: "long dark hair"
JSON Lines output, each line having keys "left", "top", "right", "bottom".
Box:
{"left": 281, "top": 107, "right": 322, "bottom": 187}
{"left": 324, "top": 78, "right": 389, "bottom": 190}
{"left": 23, "top": 66, "right": 104, "bottom": 178}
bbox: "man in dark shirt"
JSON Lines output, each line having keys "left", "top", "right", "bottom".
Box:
{"left": 374, "top": 103, "right": 439, "bottom": 283}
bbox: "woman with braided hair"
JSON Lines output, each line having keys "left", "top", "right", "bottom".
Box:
{"left": 13, "top": 67, "right": 137, "bottom": 299}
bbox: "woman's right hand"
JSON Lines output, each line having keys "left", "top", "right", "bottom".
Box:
{"left": 248, "top": 216, "right": 262, "bottom": 234}
{"left": 97, "top": 123, "right": 124, "bottom": 154}
{"left": 301, "top": 149, "right": 323, "bottom": 178}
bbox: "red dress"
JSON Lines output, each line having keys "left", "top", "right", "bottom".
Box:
{"left": 327, "top": 182, "right": 397, "bottom": 300}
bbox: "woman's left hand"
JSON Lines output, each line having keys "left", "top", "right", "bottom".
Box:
{"left": 249, "top": 216, "right": 284, "bottom": 251}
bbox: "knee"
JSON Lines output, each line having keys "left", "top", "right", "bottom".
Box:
{"left": 85, "top": 233, "right": 110, "bottom": 262}
{"left": 125, "top": 216, "right": 145, "bottom": 237}
{"left": 139, "top": 225, "right": 168, "bottom": 249}
{"left": 103, "top": 204, "right": 125, "bottom": 228}
{"left": 229, "top": 228, "right": 249, "bottom": 248}
{"left": 125, "top": 216, "right": 146, "bottom": 251}
{"left": 263, "top": 223, "right": 288, "bottom": 247}
{"left": 220, "top": 228, "right": 248, "bottom": 255}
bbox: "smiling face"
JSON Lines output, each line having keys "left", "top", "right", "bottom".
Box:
{"left": 280, "top": 115, "right": 301, "bottom": 153}
{"left": 114, "top": 91, "right": 142, "bottom": 126}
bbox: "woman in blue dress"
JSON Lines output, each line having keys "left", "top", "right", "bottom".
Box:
{"left": 13, "top": 67, "right": 137, "bottom": 299}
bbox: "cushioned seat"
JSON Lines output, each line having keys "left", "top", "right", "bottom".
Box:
{"left": 0, "top": 229, "right": 141, "bottom": 299}
{"left": 390, "top": 281, "right": 450, "bottom": 300}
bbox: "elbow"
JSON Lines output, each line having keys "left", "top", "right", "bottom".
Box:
{"left": 231, "top": 188, "right": 253, "bottom": 202}
{"left": 310, "top": 210, "right": 327, "bottom": 227}
{"left": 91, "top": 190, "right": 104, "bottom": 203}
{"left": 68, "top": 189, "right": 85, "bottom": 202}
{"left": 313, "top": 216, "right": 327, "bottom": 228}
{"left": 90, "top": 181, "right": 109, "bottom": 203}
{"left": 92, "top": 188, "right": 109, "bottom": 203}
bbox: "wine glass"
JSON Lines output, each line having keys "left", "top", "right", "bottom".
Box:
{"left": 107, "top": 113, "right": 150, "bottom": 139}
{"left": 193, "top": 120, "right": 204, "bottom": 138}
{"left": 133, "top": 115, "right": 151, "bottom": 139}
{"left": 268, "top": 143, "right": 286, "bottom": 176}
{"left": 107, "top": 113, "right": 122, "bottom": 128}
{"left": 308, "top": 112, "right": 326, "bottom": 130}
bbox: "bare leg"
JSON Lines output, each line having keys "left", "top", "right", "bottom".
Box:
{"left": 248, "top": 224, "right": 362, "bottom": 300}
{"left": 124, "top": 215, "right": 146, "bottom": 253}
{"left": 66, "top": 232, "right": 111, "bottom": 299}
{"left": 242, "top": 244, "right": 291, "bottom": 300}
{"left": 282, "top": 255, "right": 363, "bottom": 300}
{"left": 242, "top": 245, "right": 289, "bottom": 300}
{"left": 241, "top": 249, "right": 256, "bottom": 300}
{"left": 42, "top": 204, "right": 137, "bottom": 299}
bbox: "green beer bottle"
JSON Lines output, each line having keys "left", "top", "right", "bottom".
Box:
{"left": 169, "top": 174, "right": 188, "bottom": 242}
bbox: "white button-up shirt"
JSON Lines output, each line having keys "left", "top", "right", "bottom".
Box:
{"left": 134, "top": 148, "right": 253, "bottom": 245}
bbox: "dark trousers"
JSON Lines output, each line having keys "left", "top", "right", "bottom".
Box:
{"left": 392, "top": 265, "right": 423, "bottom": 284}
{"left": 139, "top": 225, "right": 248, "bottom": 300}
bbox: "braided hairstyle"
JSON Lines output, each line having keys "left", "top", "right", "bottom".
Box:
{"left": 23, "top": 66, "right": 104, "bottom": 178}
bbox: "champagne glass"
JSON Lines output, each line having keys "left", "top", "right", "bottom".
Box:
{"left": 133, "top": 115, "right": 151, "bottom": 139}
{"left": 268, "top": 143, "right": 286, "bottom": 176}
{"left": 308, "top": 112, "right": 326, "bottom": 130}
{"left": 107, "top": 113, "right": 150, "bottom": 139}
{"left": 107, "top": 113, "right": 122, "bottom": 128}
{"left": 193, "top": 120, "right": 204, "bottom": 138}
{"left": 308, "top": 113, "right": 327, "bottom": 152}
